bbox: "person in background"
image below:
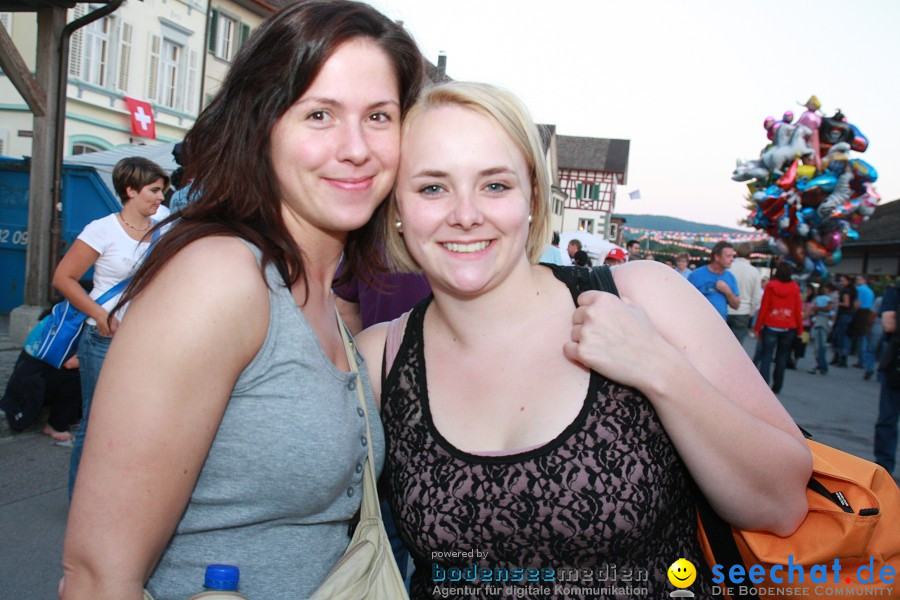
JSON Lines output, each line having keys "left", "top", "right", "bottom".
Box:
{"left": 604, "top": 246, "right": 626, "bottom": 266}
{"left": 853, "top": 274, "right": 876, "bottom": 379}
{"left": 754, "top": 262, "right": 803, "bottom": 394}
{"left": 572, "top": 249, "right": 592, "bottom": 268}
{"left": 566, "top": 238, "right": 582, "bottom": 264}
{"left": 60, "top": 2, "right": 425, "bottom": 598}
{"left": 789, "top": 283, "right": 816, "bottom": 370}
{"left": 626, "top": 238, "right": 642, "bottom": 261}
{"left": 0, "top": 311, "right": 82, "bottom": 442}
{"left": 808, "top": 281, "right": 836, "bottom": 375}
{"left": 167, "top": 141, "right": 198, "bottom": 213}
{"left": 831, "top": 274, "right": 857, "bottom": 368}
{"left": 358, "top": 81, "right": 811, "bottom": 599}
{"left": 675, "top": 252, "right": 691, "bottom": 277}
{"left": 727, "top": 242, "right": 762, "bottom": 344}
{"left": 52, "top": 157, "right": 168, "bottom": 498}
{"left": 688, "top": 241, "right": 740, "bottom": 320}
{"left": 538, "top": 231, "right": 567, "bottom": 266}
{"left": 874, "top": 279, "right": 899, "bottom": 474}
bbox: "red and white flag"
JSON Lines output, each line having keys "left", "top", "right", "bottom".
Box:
{"left": 124, "top": 97, "right": 156, "bottom": 139}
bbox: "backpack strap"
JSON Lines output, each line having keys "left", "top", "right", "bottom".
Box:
{"left": 381, "top": 310, "right": 411, "bottom": 390}
{"left": 588, "top": 265, "right": 619, "bottom": 296}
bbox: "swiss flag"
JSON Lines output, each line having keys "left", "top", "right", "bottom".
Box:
{"left": 124, "top": 97, "right": 156, "bottom": 139}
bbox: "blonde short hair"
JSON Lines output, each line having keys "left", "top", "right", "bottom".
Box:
{"left": 385, "top": 81, "right": 552, "bottom": 272}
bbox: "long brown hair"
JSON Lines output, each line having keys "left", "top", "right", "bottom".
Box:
{"left": 120, "top": 0, "right": 424, "bottom": 308}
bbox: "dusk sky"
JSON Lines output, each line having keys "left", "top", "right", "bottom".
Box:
{"left": 368, "top": 0, "right": 900, "bottom": 229}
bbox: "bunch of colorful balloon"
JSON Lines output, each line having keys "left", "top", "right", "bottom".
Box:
{"left": 732, "top": 95, "right": 880, "bottom": 277}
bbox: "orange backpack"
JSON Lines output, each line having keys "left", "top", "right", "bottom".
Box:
{"left": 698, "top": 439, "right": 900, "bottom": 599}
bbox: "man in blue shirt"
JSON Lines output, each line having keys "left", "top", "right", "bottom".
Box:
{"left": 854, "top": 275, "right": 877, "bottom": 377}
{"left": 688, "top": 241, "right": 740, "bottom": 319}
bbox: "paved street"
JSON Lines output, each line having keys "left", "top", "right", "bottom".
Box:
{"left": 0, "top": 315, "right": 895, "bottom": 598}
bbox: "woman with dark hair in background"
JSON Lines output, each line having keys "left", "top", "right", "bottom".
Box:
{"left": 60, "top": 2, "right": 425, "bottom": 598}
{"left": 755, "top": 262, "right": 804, "bottom": 394}
{"left": 52, "top": 156, "right": 168, "bottom": 498}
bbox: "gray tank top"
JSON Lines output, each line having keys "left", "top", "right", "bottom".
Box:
{"left": 146, "top": 241, "right": 384, "bottom": 599}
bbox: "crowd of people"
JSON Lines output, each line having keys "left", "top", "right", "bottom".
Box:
{"left": 0, "top": 1, "right": 896, "bottom": 599}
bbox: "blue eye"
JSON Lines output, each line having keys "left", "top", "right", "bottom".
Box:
{"left": 486, "top": 182, "right": 509, "bottom": 192}
{"left": 420, "top": 184, "right": 444, "bottom": 195}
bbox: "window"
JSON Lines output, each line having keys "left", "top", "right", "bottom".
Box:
{"left": 0, "top": 128, "right": 9, "bottom": 156}
{"left": 148, "top": 25, "right": 200, "bottom": 114}
{"left": 116, "top": 23, "right": 132, "bottom": 92}
{"left": 217, "top": 13, "right": 235, "bottom": 59}
{"left": 575, "top": 182, "right": 599, "bottom": 201}
{"left": 68, "top": 6, "right": 131, "bottom": 92}
{"left": 82, "top": 16, "right": 112, "bottom": 86}
{"left": 72, "top": 142, "right": 104, "bottom": 155}
{"left": 608, "top": 223, "right": 618, "bottom": 241}
{"left": 1, "top": 12, "right": 12, "bottom": 31}
{"left": 208, "top": 9, "right": 251, "bottom": 61}
{"left": 159, "top": 39, "right": 181, "bottom": 109}
{"left": 578, "top": 219, "right": 594, "bottom": 233}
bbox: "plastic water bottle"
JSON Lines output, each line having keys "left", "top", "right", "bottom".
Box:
{"left": 186, "top": 564, "right": 248, "bottom": 599}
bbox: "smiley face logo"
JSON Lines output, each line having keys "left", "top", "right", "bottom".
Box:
{"left": 667, "top": 558, "right": 697, "bottom": 588}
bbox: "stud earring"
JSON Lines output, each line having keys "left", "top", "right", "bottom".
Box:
{"left": 394, "top": 220, "right": 403, "bottom": 229}
{"left": 527, "top": 215, "right": 533, "bottom": 224}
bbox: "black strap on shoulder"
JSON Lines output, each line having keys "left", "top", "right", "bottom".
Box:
{"left": 697, "top": 496, "right": 758, "bottom": 599}
{"left": 588, "top": 265, "right": 620, "bottom": 296}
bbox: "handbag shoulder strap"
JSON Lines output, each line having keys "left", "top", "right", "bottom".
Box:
{"left": 335, "top": 307, "right": 382, "bottom": 521}
{"left": 94, "top": 225, "right": 163, "bottom": 307}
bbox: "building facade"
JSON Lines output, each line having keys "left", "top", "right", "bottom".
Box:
{"left": 1, "top": 0, "right": 275, "bottom": 160}
{"left": 556, "top": 135, "right": 630, "bottom": 240}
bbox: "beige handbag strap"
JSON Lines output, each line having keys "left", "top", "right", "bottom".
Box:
{"left": 336, "top": 307, "right": 381, "bottom": 520}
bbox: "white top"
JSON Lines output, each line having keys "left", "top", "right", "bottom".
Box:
{"left": 727, "top": 256, "right": 763, "bottom": 316}
{"left": 77, "top": 213, "right": 155, "bottom": 326}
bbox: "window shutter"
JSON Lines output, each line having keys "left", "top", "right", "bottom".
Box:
{"left": 592, "top": 184, "right": 599, "bottom": 201}
{"left": 575, "top": 183, "right": 582, "bottom": 199}
{"left": 185, "top": 49, "right": 199, "bottom": 115}
{"left": 208, "top": 9, "right": 218, "bottom": 53}
{"left": 116, "top": 22, "right": 132, "bottom": 92}
{"left": 240, "top": 22, "right": 250, "bottom": 47}
{"left": 68, "top": 4, "right": 86, "bottom": 78}
{"left": 147, "top": 34, "right": 161, "bottom": 102}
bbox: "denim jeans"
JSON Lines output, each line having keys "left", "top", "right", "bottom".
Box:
{"left": 875, "top": 374, "right": 900, "bottom": 474}
{"left": 727, "top": 314, "right": 752, "bottom": 345}
{"left": 859, "top": 329, "right": 877, "bottom": 373}
{"left": 69, "top": 325, "right": 112, "bottom": 499}
{"left": 813, "top": 326, "right": 829, "bottom": 372}
{"left": 758, "top": 327, "right": 796, "bottom": 393}
{"left": 833, "top": 313, "right": 854, "bottom": 361}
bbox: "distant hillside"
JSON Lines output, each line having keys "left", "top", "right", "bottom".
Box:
{"left": 615, "top": 214, "right": 749, "bottom": 234}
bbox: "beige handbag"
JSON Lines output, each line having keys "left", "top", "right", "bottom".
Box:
{"left": 309, "top": 313, "right": 410, "bottom": 599}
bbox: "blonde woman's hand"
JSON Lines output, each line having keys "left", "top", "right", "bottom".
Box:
{"left": 563, "top": 290, "right": 679, "bottom": 392}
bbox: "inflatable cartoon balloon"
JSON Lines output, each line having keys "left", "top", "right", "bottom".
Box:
{"left": 734, "top": 95, "right": 880, "bottom": 274}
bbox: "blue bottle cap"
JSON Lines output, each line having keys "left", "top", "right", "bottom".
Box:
{"left": 205, "top": 564, "right": 240, "bottom": 590}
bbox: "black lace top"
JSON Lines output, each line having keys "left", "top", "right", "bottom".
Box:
{"left": 383, "top": 265, "right": 713, "bottom": 599}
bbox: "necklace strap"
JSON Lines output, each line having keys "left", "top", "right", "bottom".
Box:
{"left": 118, "top": 211, "right": 152, "bottom": 232}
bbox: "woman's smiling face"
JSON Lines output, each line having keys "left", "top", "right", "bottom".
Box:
{"left": 269, "top": 37, "right": 401, "bottom": 239}
{"left": 395, "top": 104, "right": 533, "bottom": 296}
